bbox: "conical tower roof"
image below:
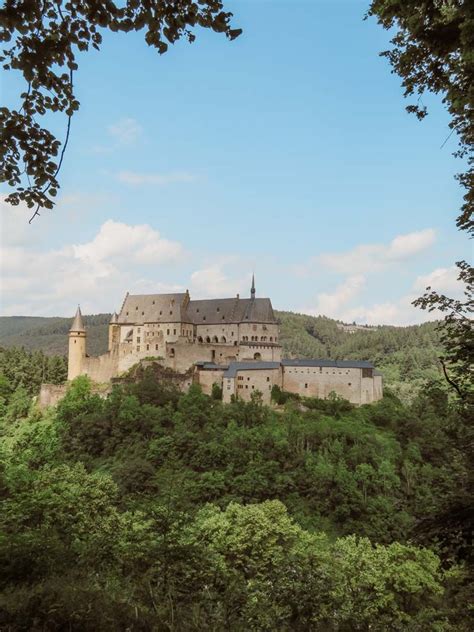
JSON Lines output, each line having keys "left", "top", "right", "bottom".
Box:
{"left": 109, "top": 311, "right": 118, "bottom": 324}
{"left": 70, "top": 306, "right": 85, "bottom": 333}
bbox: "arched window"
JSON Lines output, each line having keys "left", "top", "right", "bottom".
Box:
{"left": 212, "top": 336, "right": 218, "bottom": 343}
{"left": 270, "top": 336, "right": 273, "bottom": 341}
{"left": 221, "top": 336, "right": 226, "bottom": 343}
{"left": 206, "top": 336, "right": 211, "bottom": 343}
{"left": 254, "top": 352, "right": 261, "bottom": 361}
{"left": 169, "top": 348, "right": 175, "bottom": 357}
{"left": 198, "top": 336, "right": 203, "bottom": 343}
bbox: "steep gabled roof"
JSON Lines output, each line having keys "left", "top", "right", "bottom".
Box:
{"left": 186, "top": 297, "right": 276, "bottom": 324}
{"left": 118, "top": 293, "right": 188, "bottom": 324}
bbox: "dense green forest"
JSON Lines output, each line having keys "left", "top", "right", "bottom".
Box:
{"left": 0, "top": 347, "right": 472, "bottom": 629}
{"left": 0, "top": 311, "right": 442, "bottom": 401}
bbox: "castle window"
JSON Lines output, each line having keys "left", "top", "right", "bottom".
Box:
{"left": 206, "top": 336, "right": 211, "bottom": 343}
{"left": 170, "top": 348, "right": 175, "bottom": 357}
{"left": 217, "top": 307, "right": 220, "bottom": 312}
{"left": 196, "top": 308, "right": 199, "bottom": 313}
{"left": 212, "top": 336, "right": 218, "bottom": 343}
{"left": 155, "top": 344, "right": 158, "bottom": 350}
{"left": 221, "top": 336, "right": 226, "bottom": 343}
{"left": 169, "top": 311, "right": 172, "bottom": 315}
{"left": 146, "top": 344, "right": 149, "bottom": 351}
{"left": 137, "top": 346, "right": 140, "bottom": 352}
{"left": 167, "top": 329, "right": 170, "bottom": 335}
{"left": 198, "top": 336, "right": 203, "bottom": 343}
{"left": 173, "top": 329, "right": 176, "bottom": 335}
{"left": 203, "top": 316, "right": 206, "bottom": 321}
{"left": 159, "top": 311, "right": 162, "bottom": 315}
{"left": 266, "top": 377, "right": 270, "bottom": 382}
{"left": 152, "top": 300, "right": 155, "bottom": 304}
{"left": 126, "top": 311, "right": 129, "bottom": 315}
{"left": 305, "top": 383, "right": 308, "bottom": 388}
{"left": 222, "top": 315, "right": 225, "bottom": 320}
{"left": 136, "top": 306, "right": 138, "bottom": 310}
{"left": 348, "top": 382, "right": 352, "bottom": 386}
{"left": 270, "top": 337, "right": 273, "bottom": 341}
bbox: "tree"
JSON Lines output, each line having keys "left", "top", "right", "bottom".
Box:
{"left": 367, "top": 0, "right": 474, "bottom": 235}
{"left": 0, "top": 0, "right": 241, "bottom": 221}
{"left": 413, "top": 260, "right": 473, "bottom": 403}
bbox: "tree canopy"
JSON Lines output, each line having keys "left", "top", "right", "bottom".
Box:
{"left": 0, "top": 0, "right": 241, "bottom": 220}
{"left": 368, "top": 0, "right": 474, "bottom": 235}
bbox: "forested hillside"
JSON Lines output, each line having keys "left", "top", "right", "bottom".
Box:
{"left": 0, "top": 312, "right": 442, "bottom": 400}
{"left": 0, "top": 365, "right": 471, "bottom": 630}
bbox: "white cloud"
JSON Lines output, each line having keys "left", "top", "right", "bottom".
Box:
{"left": 73, "top": 220, "right": 183, "bottom": 265}
{"left": 117, "top": 171, "right": 197, "bottom": 186}
{"left": 309, "top": 228, "right": 436, "bottom": 276}
{"left": 387, "top": 229, "right": 436, "bottom": 260}
{"left": 190, "top": 265, "right": 250, "bottom": 299}
{"left": 107, "top": 117, "right": 142, "bottom": 145}
{"left": 413, "top": 265, "right": 462, "bottom": 294}
{"left": 305, "top": 275, "right": 365, "bottom": 317}
{"left": 0, "top": 220, "right": 185, "bottom": 316}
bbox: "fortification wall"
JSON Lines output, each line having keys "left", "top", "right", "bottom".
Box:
{"left": 197, "top": 369, "right": 225, "bottom": 396}
{"left": 82, "top": 351, "right": 119, "bottom": 383}
{"left": 38, "top": 384, "right": 68, "bottom": 408}
{"left": 282, "top": 365, "right": 363, "bottom": 404}
{"left": 233, "top": 367, "right": 281, "bottom": 403}
{"left": 281, "top": 365, "right": 382, "bottom": 405}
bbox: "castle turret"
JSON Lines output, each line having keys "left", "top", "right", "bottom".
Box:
{"left": 108, "top": 311, "right": 119, "bottom": 352}
{"left": 251, "top": 274, "right": 256, "bottom": 299}
{"left": 68, "top": 306, "right": 86, "bottom": 380}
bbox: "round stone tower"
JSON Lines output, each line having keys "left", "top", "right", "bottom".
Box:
{"left": 68, "top": 306, "right": 86, "bottom": 380}
{"left": 108, "top": 311, "right": 119, "bottom": 352}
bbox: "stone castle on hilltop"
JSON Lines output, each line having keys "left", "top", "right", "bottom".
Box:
{"left": 66, "top": 278, "right": 383, "bottom": 406}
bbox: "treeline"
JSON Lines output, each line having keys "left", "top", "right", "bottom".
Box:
{"left": 0, "top": 368, "right": 471, "bottom": 630}
{"left": 0, "top": 312, "right": 443, "bottom": 399}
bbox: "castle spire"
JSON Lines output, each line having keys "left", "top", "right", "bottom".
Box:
{"left": 109, "top": 311, "right": 118, "bottom": 324}
{"left": 251, "top": 273, "right": 255, "bottom": 299}
{"left": 70, "top": 305, "right": 85, "bottom": 332}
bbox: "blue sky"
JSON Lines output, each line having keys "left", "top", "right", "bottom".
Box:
{"left": 1, "top": 0, "right": 471, "bottom": 323}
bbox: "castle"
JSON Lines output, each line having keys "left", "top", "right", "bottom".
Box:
{"left": 66, "top": 278, "right": 383, "bottom": 406}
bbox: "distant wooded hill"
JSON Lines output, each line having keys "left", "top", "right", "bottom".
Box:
{"left": 0, "top": 311, "right": 443, "bottom": 401}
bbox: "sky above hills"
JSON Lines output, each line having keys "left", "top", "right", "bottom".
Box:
{"left": 1, "top": 0, "right": 471, "bottom": 324}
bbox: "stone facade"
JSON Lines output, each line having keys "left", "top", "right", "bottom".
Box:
{"left": 67, "top": 280, "right": 383, "bottom": 405}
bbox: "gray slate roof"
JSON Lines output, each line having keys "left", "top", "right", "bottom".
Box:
{"left": 70, "top": 306, "right": 85, "bottom": 332}
{"left": 223, "top": 361, "right": 281, "bottom": 378}
{"left": 117, "top": 293, "right": 276, "bottom": 325}
{"left": 282, "top": 359, "right": 374, "bottom": 369}
{"left": 118, "top": 293, "right": 188, "bottom": 324}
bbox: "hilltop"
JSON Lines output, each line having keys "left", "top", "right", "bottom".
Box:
{"left": 0, "top": 311, "right": 442, "bottom": 400}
